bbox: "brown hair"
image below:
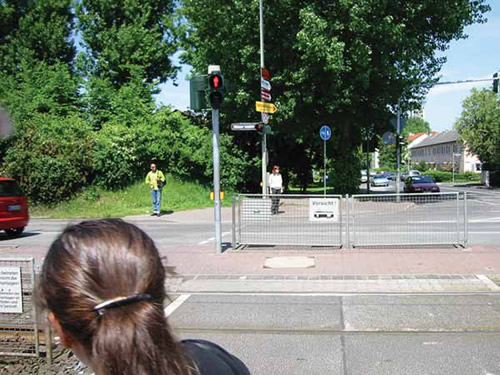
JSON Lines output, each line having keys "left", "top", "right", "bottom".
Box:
{"left": 37, "top": 219, "right": 193, "bottom": 375}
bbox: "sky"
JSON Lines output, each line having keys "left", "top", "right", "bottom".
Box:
{"left": 156, "top": 2, "right": 500, "bottom": 133}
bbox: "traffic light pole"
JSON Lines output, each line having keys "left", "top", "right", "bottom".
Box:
{"left": 259, "top": 0, "right": 268, "bottom": 195}
{"left": 212, "top": 108, "right": 222, "bottom": 253}
{"left": 396, "top": 102, "right": 402, "bottom": 197}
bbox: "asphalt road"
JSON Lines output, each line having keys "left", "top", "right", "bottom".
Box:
{"left": 0, "top": 182, "right": 497, "bottom": 250}
{"left": 168, "top": 293, "right": 500, "bottom": 375}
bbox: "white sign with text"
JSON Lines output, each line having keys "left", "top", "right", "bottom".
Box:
{"left": 309, "top": 198, "right": 339, "bottom": 222}
{"left": 0, "top": 267, "right": 23, "bottom": 313}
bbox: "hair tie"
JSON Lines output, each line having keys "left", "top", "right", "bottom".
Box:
{"left": 93, "top": 294, "right": 152, "bottom": 316}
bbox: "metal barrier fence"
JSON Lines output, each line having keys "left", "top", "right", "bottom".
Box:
{"left": 232, "top": 194, "right": 343, "bottom": 247}
{"left": 232, "top": 192, "right": 468, "bottom": 248}
{"left": 349, "top": 192, "right": 467, "bottom": 247}
{"left": 0, "top": 257, "right": 39, "bottom": 358}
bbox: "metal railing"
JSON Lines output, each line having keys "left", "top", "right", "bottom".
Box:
{"left": 233, "top": 194, "right": 344, "bottom": 247}
{"left": 0, "top": 257, "right": 39, "bottom": 358}
{"left": 232, "top": 192, "right": 468, "bottom": 249}
{"left": 348, "top": 192, "right": 467, "bottom": 247}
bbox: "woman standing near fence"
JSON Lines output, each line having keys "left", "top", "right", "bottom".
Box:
{"left": 37, "top": 219, "right": 250, "bottom": 375}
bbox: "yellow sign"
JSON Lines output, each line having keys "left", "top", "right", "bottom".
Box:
{"left": 256, "top": 101, "right": 277, "bottom": 114}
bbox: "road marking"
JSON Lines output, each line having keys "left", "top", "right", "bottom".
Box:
{"left": 476, "top": 275, "right": 500, "bottom": 291}
{"left": 164, "top": 294, "right": 191, "bottom": 317}
{"left": 470, "top": 217, "right": 500, "bottom": 223}
{"left": 198, "top": 231, "right": 231, "bottom": 245}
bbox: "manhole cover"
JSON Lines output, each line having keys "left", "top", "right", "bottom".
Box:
{"left": 264, "top": 256, "right": 315, "bottom": 269}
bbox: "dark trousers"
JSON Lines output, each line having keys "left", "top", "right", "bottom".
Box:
{"left": 271, "top": 188, "right": 281, "bottom": 214}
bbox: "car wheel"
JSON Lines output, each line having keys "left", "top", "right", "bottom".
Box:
{"left": 5, "top": 227, "right": 24, "bottom": 238}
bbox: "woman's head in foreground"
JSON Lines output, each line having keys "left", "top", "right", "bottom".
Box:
{"left": 37, "top": 219, "right": 191, "bottom": 375}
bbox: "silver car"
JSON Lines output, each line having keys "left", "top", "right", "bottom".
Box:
{"left": 371, "top": 174, "right": 390, "bottom": 187}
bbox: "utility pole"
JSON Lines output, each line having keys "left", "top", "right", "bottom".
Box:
{"left": 259, "top": 0, "right": 268, "bottom": 195}
{"left": 396, "top": 102, "right": 402, "bottom": 196}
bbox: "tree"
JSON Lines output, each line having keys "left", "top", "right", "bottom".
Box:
{"left": 455, "top": 88, "right": 500, "bottom": 167}
{"left": 402, "top": 116, "right": 431, "bottom": 138}
{"left": 180, "top": 0, "right": 489, "bottom": 193}
{"left": 76, "top": 0, "right": 177, "bottom": 88}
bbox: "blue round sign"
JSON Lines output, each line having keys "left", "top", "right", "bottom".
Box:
{"left": 320, "top": 125, "right": 331, "bottom": 141}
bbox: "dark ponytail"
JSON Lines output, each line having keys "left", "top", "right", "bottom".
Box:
{"left": 37, "top": 219, "right": 194, "bottom": 375}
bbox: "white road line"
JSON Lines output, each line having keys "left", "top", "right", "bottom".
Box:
{"left": 164, "top": 294, "right": 191, "bottom": 317}
{"left": 470, "top": 217, "right": 500, "bottom": 223}
{"left": 198, "top": 231, "right": 232, "bottom": 245}
{"left": 476, "top": 275, "right": 500, "bottom": 291}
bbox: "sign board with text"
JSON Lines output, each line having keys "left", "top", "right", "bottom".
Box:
{"left": 256, "top": 101, "right": 277, "bottom": 114}
{"left": 0, "top": 267, "right": 23, "bottom": 313}
{"left": 309, "top": 198, "right": 339, "bottom": 222}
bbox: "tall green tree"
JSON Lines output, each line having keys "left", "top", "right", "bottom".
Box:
{"left": 180, "top": 0, "right": 489, "bottom": 192}
{"left": 76, "top": 0, "right": 178, "bottom": 87}
{"left": 455, "top": 88, "right": 500, "bottom": 166}
{"left": 402, "top": 116, "right": 431, "bottom": 138}
{"left": 0, "top": 0, "right": 78, "bottom": 122}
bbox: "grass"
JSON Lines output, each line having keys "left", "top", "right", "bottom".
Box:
{"left": 31, "top": 176, "right": 232, "bottom": 219}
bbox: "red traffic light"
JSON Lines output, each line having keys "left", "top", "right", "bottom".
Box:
{"left": 255, "top": 124, "right": 264, "bottom": 133}
{"left": 209, "top": 73, "right": 223, "bottom": 90}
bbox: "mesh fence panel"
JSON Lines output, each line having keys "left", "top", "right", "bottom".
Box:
{"left": 350, "top": 193, "right": 464, "bottom": 247}
{"left": 0, "top": 257, "right": 39, "bottom": 357}
{"left": 235, "top": 194, "right": 343, "bottom": 247}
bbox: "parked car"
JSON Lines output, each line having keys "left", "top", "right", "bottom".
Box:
{"left": 0, "top": 178, "right": 29, "bottom": 237}
{"left": 409, "top": 170, "right": 421, "bottom": 177}
{"left": 385, "top": 172, "right": 396, "bottom": 181}
{"left": 404, "top": 175, "right": 440, "bottom": 193}
{"left": 400, "top": 172, "right": 409, "bottom": 181}
{"left": 371, "top": 174, "right": 390, "bottom": 187}
{"left": 361, "top": 170, "right": 368, "bottom": 183}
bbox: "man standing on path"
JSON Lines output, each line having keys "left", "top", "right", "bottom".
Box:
{"left": 269, "top": 165, "right": 283, "bottom": 215}
{"left": 145, "top": 163, "right": 166, "bottom": 216}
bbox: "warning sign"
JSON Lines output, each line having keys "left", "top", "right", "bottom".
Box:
{"left": 0, "top": 267, "right": 23, "bottom": 313}
{"left": 309, "top": 198, "right": 339, "bottom": 222}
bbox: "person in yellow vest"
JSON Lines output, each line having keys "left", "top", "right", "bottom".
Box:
{"left": 145, "top": 163, "right": 166, "bottom": 216}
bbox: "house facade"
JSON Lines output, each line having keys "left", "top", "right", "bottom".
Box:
{"left": 409, "top": 130, "right": 481, "bottom": 173}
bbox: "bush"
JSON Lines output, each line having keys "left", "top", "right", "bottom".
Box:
{"left": 3, "top": 114, "right": 93, "bottom": 204}
{"left": 423, "top": 170, "right": 452, "bottom": 182}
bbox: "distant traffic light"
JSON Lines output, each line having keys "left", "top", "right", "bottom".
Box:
{"left": 255, "top": 123, "right": 264, "bottom": 135}
{"left": 493, "top": 73, "right": 499, "bottom": 94}
{"left": 208, "top": 72, "right": 224, "bottom": 109}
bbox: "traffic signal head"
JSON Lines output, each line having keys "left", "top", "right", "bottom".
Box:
{"left": 255, "top": 123, "right": 264, "bottom": 134}
{"left": 493, "top": 72, "right": 499, "bottom": 94}
{"left": 209, "top": 72, "right": 224, "bottom": 109}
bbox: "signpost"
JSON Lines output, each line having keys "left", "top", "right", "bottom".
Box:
{"left": 231, "top": 122, "right": 260, "bottom": 131}
{"left": 320, "top": 125, "right": 332, "bottom": 196}
{"left": 256, "top": 101, "right": 277, "bottom": 113}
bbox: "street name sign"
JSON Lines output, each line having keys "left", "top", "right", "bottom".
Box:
{"left": 320, "top": 125, "right": 331, "bottom": 141}
{"left": 256, "top": 101, "right": 277, "bottom": 114}
{"left": 231, "top": 122, "right": 260, "bottom": 131}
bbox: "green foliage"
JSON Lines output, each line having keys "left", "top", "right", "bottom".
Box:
{"left": 331, "top": 152, "right": 361, "bottom": 195}
{"left": 402, "top": 117, "right": 431, "bottom": 137}
{"left": 415, "top": 160, "right": 429, "bottom": 172}
{"left": 378, "top": 144, "right": 397, "bottom": 169}
{"left": 181, "top": 0, "right": 489, "bottom": 190}
{"left": 423, "top": 170, "right": 451, "bottom": 182}
{"left": 76, "top": 0, "right": 177, "bottom": 87}
{"left": 455, "top": 88, "right": 500, "bottom": 166}
{"left": 3, "top": 115, "right": 94, "bottom": 204}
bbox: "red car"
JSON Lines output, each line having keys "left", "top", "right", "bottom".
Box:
{"left": 0, "top": 178, "right": 29, "bottom": 237}
{"left": 404, "top": 175, "right": 440, "bottom": 193}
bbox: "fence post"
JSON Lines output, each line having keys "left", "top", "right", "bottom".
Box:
{"left": 237, "top": 195, "right": 242, "bottom": 246}
{"left": 345, "top": 195, "right": 350, "bottom": 249}
{"left": 456, "top": 192, "right": 460, "bottom": 246}
{"left": 339, "top": 195, "right": 343, "bottom": 246}
{"left": 464, "top": 192, "right": 468, "bottom": 247}
{"left": 231, "top": 196, "right": 236, "bottom": 249}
